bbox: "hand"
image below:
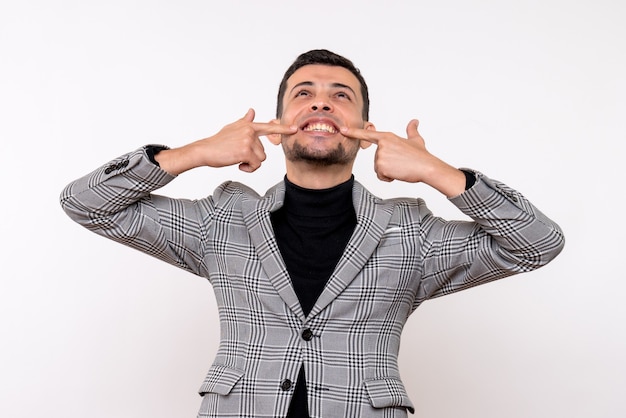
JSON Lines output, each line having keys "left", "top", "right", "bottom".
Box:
{"left": 341, "top": 119, "right": 466, "bottom": 197}
{"left": 156, "top": 109, "right": 297, "bottom": 175}
{"left": 341, "top": 119, "right": 430, "bottom": 182}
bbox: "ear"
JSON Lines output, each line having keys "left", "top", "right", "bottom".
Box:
{"left": 267, "top": 119, "right": 283, "bottom": 145}
{"left": 359, "top": 122, "right": 376, "bottom": 149}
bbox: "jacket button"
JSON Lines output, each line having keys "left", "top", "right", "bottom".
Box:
{"left": 301, "top": 328, "right": 313, "bottom": 341}
{"left": 280, "top": 379, "right": 293, "bottom": 391}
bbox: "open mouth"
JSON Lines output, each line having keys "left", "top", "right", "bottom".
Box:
{"left": 301, "top": 121, "right": 338, "bottom": 134}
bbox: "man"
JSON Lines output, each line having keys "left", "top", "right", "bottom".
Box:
{"left": 60, "top": 49, "right": 564, "bottom": 418}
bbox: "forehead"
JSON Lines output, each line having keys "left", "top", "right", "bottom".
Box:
{"left": 286, "top": 64, "right": 361, "bottom": 92}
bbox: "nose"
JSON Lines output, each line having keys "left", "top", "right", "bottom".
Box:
{"left": 311, "top": 101, "right": 332, "bottom": 112}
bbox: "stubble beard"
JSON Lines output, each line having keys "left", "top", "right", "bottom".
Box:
{"left": 282, "top": 140, "right": 358, "bottom": 167}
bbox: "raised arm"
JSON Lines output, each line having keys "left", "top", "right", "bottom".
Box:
{"left": 341, "top": 119, "right": 467, "bottom": 197}
{"left": 155, "top": 108, "right": 296, "bottom": 175}
{"left": 59, "top": 109, "right": 296, "bottom": 274}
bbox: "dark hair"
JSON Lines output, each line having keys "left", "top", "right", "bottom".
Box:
{"left": 276, "top": 49, "right": 370, "bottom": 120}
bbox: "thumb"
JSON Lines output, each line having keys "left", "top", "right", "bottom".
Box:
{"left": 242, "top": 108, "right": 255, "bottom": 122}
{"left": 406, "top": 119, "right": 420, "bottom": 138}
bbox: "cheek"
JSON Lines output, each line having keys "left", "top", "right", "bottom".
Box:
{"left": 348, "top": 118, "right": 366, "bottom": 129}
{"left": 281, "top": 109, "right": 300, "bottom": 125}
{"left": 338, "top": 110, "right": 365, "bottom": 128}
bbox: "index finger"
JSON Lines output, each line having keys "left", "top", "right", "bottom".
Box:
{"left": 340, "top": 127, "right": 380, "bottom": 144}
{"left": 252, "top": 122, "right": 298, "bottom": 136}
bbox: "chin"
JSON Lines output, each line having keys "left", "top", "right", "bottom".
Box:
{"left": 284, "top": 142, "right": 358, "bottom": 166}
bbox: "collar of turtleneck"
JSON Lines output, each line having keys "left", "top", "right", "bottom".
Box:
{"left": 282, "top": 175, "right": 355, "bottom": 217}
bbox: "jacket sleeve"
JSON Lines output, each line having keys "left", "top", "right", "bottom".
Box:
{"left": 416, "top": 170, "right": 565, "bottom": 302}
{"left": 59, "top": 146, "right": 213, "bottom": 276}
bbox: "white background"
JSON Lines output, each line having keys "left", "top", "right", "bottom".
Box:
{"left": 1, "top": 1, "right": 624, "bottom": 417}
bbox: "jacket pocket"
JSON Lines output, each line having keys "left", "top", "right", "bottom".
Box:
{"left": 363, "top": 377, "right": 415, "bottom": 413}
{"left": 198, "top": 364, "right": 245, "bottom": 395}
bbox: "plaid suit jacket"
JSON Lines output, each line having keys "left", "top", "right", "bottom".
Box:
{"left": 60, "top": 147, "right": 564, "bottom": 418}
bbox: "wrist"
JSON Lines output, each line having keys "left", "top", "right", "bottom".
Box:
{"left": 422, "top": 159, "right": 467, "bottom": 198}
{"left": 145, "top": 145, "right": 169, "bottom": 167}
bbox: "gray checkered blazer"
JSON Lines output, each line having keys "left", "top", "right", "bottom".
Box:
{"left": 60, "top": 147, "right": 564, "bottom": 417}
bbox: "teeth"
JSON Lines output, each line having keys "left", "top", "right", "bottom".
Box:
{"left": 303, "top": 123, "right": 337, "bottom": 133}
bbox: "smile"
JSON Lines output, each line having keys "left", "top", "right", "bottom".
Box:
{"left": 302, "top": 122, "right": 338, "bottom": 134}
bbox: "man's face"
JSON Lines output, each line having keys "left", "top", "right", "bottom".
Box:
{"left": 272, "top": 64, "right": 373, "bottom": 166}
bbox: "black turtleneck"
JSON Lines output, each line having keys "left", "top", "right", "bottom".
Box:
{"left": 270, "top": 176, "right": 357, "bottom": 418}
{"left": 271, "top": 176, "right": 357, "bottom": 316}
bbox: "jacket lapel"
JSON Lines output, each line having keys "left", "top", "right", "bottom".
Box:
{"left": 242, "top": 180, "right": 393, "bottom": 323}
{"left": 241, "top": 182, "right": 306, "bottom": 321}
{"left": 307, "top": 181, "right": 394, "bottom": 321}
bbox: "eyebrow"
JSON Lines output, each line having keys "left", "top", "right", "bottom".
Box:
{"left": 290, "top": 81, "right": 357, "bottom": 97}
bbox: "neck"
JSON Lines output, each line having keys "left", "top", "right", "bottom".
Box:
{"left": 283, "top": 175, "right": 354, "bottom": 216}
{"left": 283, "top": 161, "right": 355, "bottom": 189}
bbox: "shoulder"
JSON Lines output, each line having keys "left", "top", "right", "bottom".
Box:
{"left": 214, "top": 181, "right": 261, "bottom": 197}
{"left": 353, "top": 180, "right": 427, "bottom": 209}
{"left": 352, "top": 181, "right": 432, "bottom": 227}
{"left": 211, "top": 180, "right": 285, "bottom": 209}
